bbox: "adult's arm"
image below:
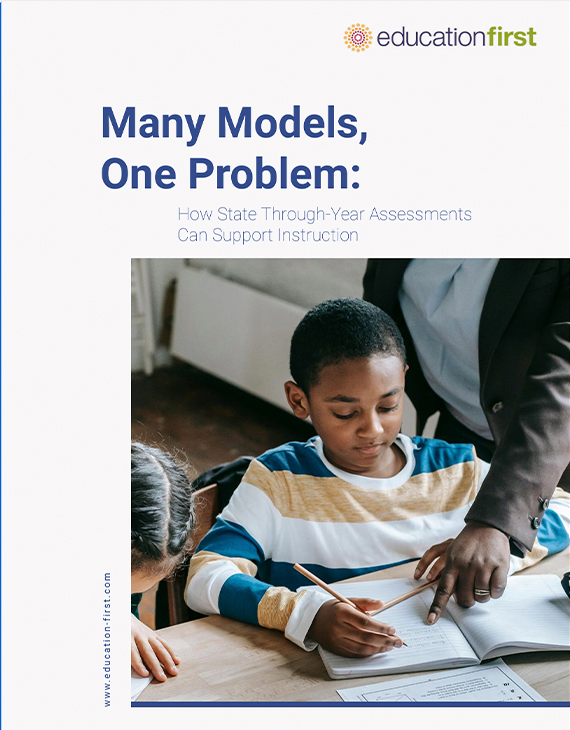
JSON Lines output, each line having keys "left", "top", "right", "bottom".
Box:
{"left": 466, "top": 262, "right": 570, "bottom": 553}
{"left": 427, "top": 263, "right": 569, "bottom": 619}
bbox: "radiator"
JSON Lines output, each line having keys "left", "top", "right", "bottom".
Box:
{"left": 171, "top": 266, "right": 307, "bottom": 411}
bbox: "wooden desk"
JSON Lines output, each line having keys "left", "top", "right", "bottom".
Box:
{"left": 137, "top": 550, "right": 570, "bottom": 703}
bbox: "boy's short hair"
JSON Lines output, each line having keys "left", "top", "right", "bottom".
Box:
{"left": 290, "top": 297, "right": 406, "bottom": 393}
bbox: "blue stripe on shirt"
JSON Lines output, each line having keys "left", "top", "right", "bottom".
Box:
{"left": 257, "top": 438, "right": 333, "bottom": 477}
{"left": 196, "top": 517, "right": 266, "bottom": 565}
{"left": 218, "top": 573, "right": 271, "bottom": 625}
{"left": 411, "top": 437, "right": 474, "bottom": 476}
{"left": 538, "top": 510, "right": 570, "bottom": 554}
{"left": 271, "top": 558, "right": 418, "bottom": 591}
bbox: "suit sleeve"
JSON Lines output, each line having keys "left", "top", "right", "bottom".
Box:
{"left": 508, "top": 489, "right": 570, "bottom": 572}
{"left": 475, "top": 461, "right": 569, "bottom": 570}
{"left": 467, "top": 263, "right": 570, "bottom": 553}
{"left": 184, "top": 460, "right": 330, "bottom": 649}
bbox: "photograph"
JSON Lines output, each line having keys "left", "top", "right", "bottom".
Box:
{"left": 130, "top": 258, "right": 569, "bottom": 704}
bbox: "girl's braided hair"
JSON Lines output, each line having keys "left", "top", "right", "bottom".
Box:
{"left": 131, "top": 442, "right": 196, "bottom": 577}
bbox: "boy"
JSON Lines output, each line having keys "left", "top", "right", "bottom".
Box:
{"left": 185, "top": 299, "right": 569, "bottom": 658}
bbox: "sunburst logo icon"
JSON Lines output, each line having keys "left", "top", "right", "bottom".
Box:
{"left": 344, "top": 23, "right": 373, "bottom": 52}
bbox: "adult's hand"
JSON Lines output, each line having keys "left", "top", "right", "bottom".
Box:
{"left": 422, "top": 521, "right": 511, "bottom": 624}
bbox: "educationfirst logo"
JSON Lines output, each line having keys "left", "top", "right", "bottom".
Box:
{"left": 344, "top": 23, "right": 537, "bottom": 50}
{"left": 344, "top": 23, "right": 374, "bottom": 52}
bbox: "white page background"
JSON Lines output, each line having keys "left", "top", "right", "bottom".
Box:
{"left": 2, "top": 1, "right": 568, "bottom": 729}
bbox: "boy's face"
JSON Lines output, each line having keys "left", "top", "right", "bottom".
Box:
{"left": 285, "top": 354, "right": 407, "bottom": 478}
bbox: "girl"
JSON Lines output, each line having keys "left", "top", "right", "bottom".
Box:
{"left": 131, "top": 442, "right": 195, "bottom": 681}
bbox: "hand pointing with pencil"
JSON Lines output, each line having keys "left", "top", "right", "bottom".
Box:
{"left": 295, "top": 563, "right": 405, "bottom": 658}
{"left": 307, "top": 596, "right": 404, "bottom": 658}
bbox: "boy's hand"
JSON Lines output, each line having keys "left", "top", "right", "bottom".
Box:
{"left": 414, "top": 538, "right": 454, "bottom": 582}
{"left": 131, "top": 614, "right": 181, "bottom": 681}
{"left": 307, "top": 598, "right": 404, "bottom": 657}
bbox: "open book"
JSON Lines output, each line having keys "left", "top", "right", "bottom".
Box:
{"left": 306, "top": 574, "right": 569, "bottom": 679}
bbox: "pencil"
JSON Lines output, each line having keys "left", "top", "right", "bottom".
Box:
{"left": 294, "top": 563, "right": 361, "bottom": 609}
{"left": 367, "top": 578, "right": 440, "bottom": 615}
{"left": 293, "top": 563, "right": 407, "bottom": 646}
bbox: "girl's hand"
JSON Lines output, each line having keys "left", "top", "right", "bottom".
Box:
{"left": 307, "top": 598, "right": 404, "bottom": 657}
{"left": 131, "top": 614, "right": 180, "bottom": 681}
{"left": 414, "top": 538, "right": 454, "bottom": 582}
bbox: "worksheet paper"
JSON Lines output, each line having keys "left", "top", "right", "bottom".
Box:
{"left": 337, "top": 659, "right": 545, "bottom": 702}
{"left": 131, "top": 671, "right": 152, "bottom": 702}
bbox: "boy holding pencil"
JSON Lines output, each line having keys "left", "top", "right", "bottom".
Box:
{"left": 185, "top": 299, "right": 569, "bottom": 658}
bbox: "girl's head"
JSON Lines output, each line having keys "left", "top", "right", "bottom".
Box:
{"left": 131, "top": 442, "right": 195, "bottom": 592}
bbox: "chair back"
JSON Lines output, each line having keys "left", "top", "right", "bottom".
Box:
{"left": 157, "top": 456, "right": 253, "bottom": 627}
{"left": 164, "top": 482, "right": 219, "bottom": 626}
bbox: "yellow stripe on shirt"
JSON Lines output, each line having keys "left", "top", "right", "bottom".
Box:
{"left": 245, "top": 458, "right": 479, "bottom": 523}
{"left": 186, "top": 549, "right": 258, "bottom": 591}
{"left": 258, "top": 586, "right": 307, "bottom": 632}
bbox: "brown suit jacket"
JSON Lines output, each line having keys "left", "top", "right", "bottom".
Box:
{"left": 363, "top": 259, "right": 569, "bottom": 554}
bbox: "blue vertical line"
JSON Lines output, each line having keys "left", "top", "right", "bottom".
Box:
{"left": 0, "top": 1, "right": 3, "bottom": 727}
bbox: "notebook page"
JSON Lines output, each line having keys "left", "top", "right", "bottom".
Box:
{"left": 311, "top": 578, "right": 478, "bottom": 677}
{"left": 445, "top": 574, "right": 570, "bottom": 660}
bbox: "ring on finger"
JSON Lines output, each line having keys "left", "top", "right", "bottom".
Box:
{"left": 473, "top": 588, "right": 491, "bottom": 596}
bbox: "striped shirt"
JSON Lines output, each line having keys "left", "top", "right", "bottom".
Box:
{"left": 186, "top": 434, "right": 570, "bottom": 650}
